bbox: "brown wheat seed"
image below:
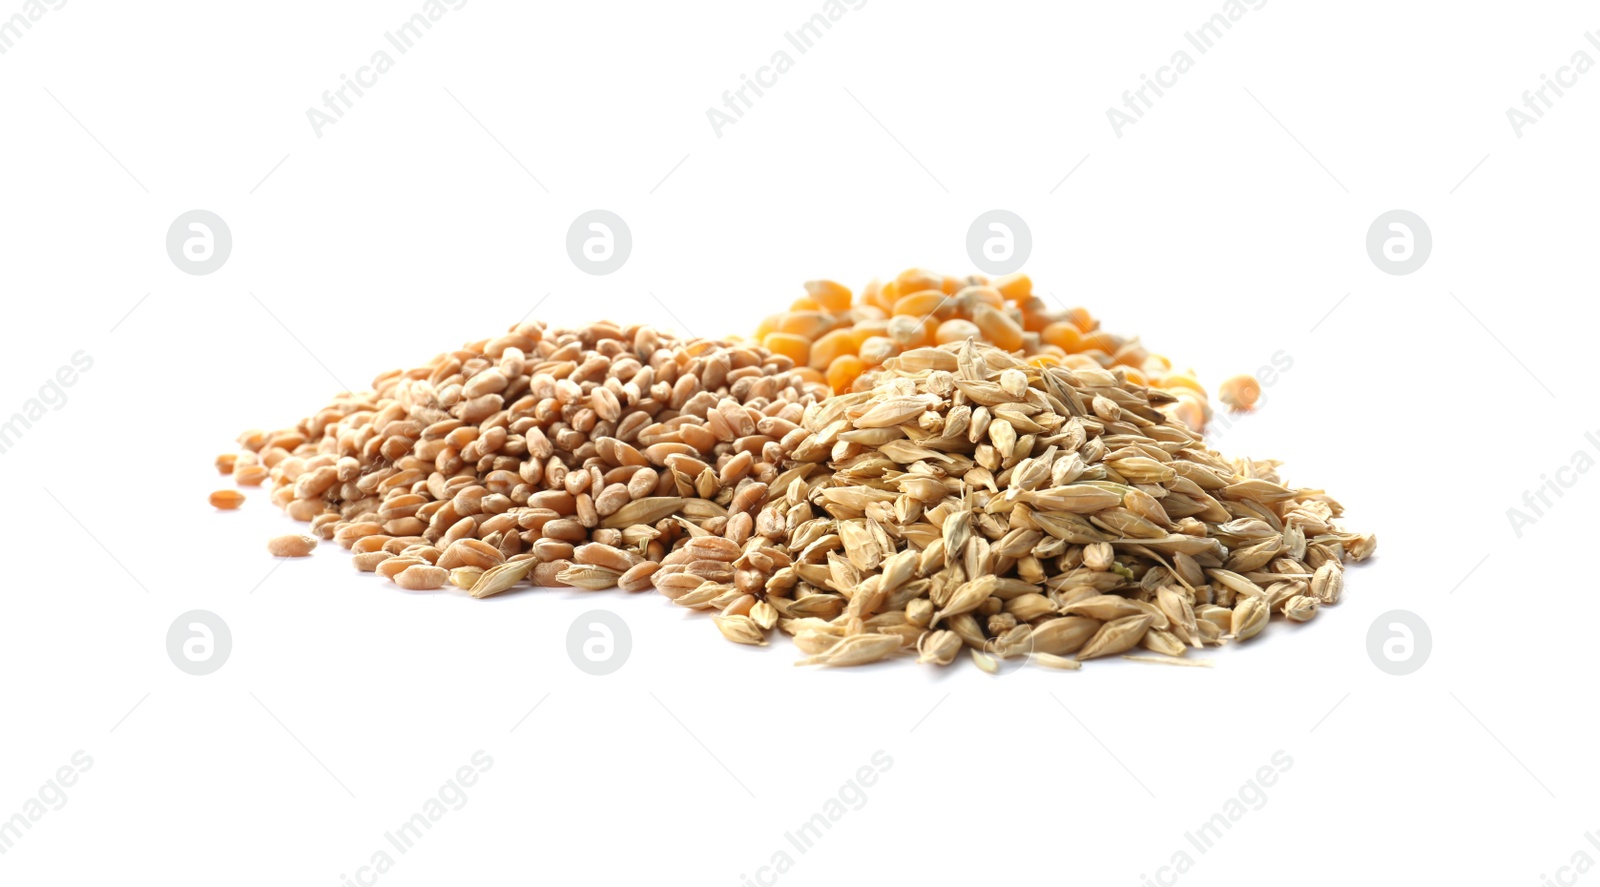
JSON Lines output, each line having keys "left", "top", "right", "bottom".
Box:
{"left": 266, "top": 534, "right": 317, "bottom": 557}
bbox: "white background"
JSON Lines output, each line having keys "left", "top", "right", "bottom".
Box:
{"left": 1, "top": 1, "right": 1593, "bottom": 884}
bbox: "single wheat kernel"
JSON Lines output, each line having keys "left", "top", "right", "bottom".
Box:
{"left": 266, "top": 534, "right": 317, "bottom": 557}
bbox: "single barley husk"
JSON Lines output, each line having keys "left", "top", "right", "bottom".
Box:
{"left": 713, "top": 614, "right": 768, "bottom": 646}
{"left": 1123, "top": 654, "right": 1214, "bottom": 668}
{"left": 1231, "top": 596, "right": 1270, "bottom": 641}
{"left": 1031, "top": 652, "right": 1083, "bottom": 670}
{"left": 1077, "top": 614, "right": 1153, "bottom": 660}
{"left": 469, "top": 560, "right": 535, "bottom": 599}
{"left": 796, "top": 633, "right": 902, "bottom": 667}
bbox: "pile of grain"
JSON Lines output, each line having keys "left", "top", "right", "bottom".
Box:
{"left": 221, "top": 320, "right": 826, "bottom": 596}
{"left": 681, "top": 340, "right": 1372, "bottom": 669}
{"left": 211, "top": 291, "right": 1372, "bottom": 670}
{"left": 748, "top": 270, "right": 1219, "bottom": 429}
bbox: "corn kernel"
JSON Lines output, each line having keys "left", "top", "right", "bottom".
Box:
{"left": 804, "top": 280, "right": 853, "bottom": 312}
{"left": 777, "top": 311, "right": 833, "bottom": 340}
{"left": 763, "top": 332, "right": 810, "bottom": 366}
{"left": 1160, "top": 373, "right": 1205, "bottom": 396}
{"left": 895, "top": 268, "right": 941, "bottom": 294}
{"left": 992, "top": 273, "right": 1032, "bottom": 301}
{"left": 809, "top": 328, "right": 857, "bottom": 372}
{"left": 972, "top": 303, "right": 1023, "bottom": 352}
{"left": 892, "top": 289, "right": 953, "bottom": 319}
{"left": 846, "top": 319, "right": 886, "bottom": 345}
{"left": 935, "top": 318, "right": 981, "bottom": 345}
{"left": 793, "top": 366, "right": 828, "bottom": 388}
{"left": 826, "top": 355, "right": 867, "bottom": 393}
{"left": 1042, "top": 321, "right": 1084, "bottom": 353}
{"left": 754, "top": 314, "right": 782, "bottom": 340}
{"left": 1218, "top": 374, "right": 1262, "bottom": 410}
{"left": 862, "top": 278, "right": 893, "bottom": 314}
{"left": 1113, "top": 340, "right": 1148, "bottom": 368}
{"left": 953, "top": 285, "right": 1004, "bottom": 315}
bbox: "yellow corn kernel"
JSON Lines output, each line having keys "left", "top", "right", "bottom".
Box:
{"left": 777, "top": 311, "right": 833, "bottom": 341}
{"left": 1063, "top": 306, "right": 1095, "bottom": 332}
{"left": 992, "top": 273, "right": 1032, "bottom": 301}
{"left": 1122, "top": 367, "right": 1149, "bottom": 386}
{"left": 1042, "top": 321, "right": 1084, "bottom": 353}
{"left": 1160, "top": 372, "right": 1205, "bottom": 397}
{"left": 848, "top": 319, "right": 889, "bottom": 347}
{"left": 808, "top": 328, "right": 857, "bottom": 372}
{"left": 1218, "top": 374, "right": 1262, "bottom": 410}
{"left": 763, "top": 332, "right": 810, "bottom": 366}
{"left": 826, "top": 355, "right": 867, "bottom": 393}
{"left": 1113, "top": 340, "right": 1148, "bottom": 368}
{"left": 1081, "top": 329, "right": 1122, "bottom": 355}
{"left": 939, "top": 275, "right": 964, "bottom": 295}
{"left": 793, "top": 366, "right": 828, "bottom": 388}
{"left": 935, "top": 318, "right": 981, "bottom": 345}
{"left": 953, "top": 285, "right": 1004, "bottom": 316}
{"left": 804, "top": 280, "right": 854, "bottom": 312}
{"left": 754, "top": 314, "right": 782, "bottom": 340}
{"left": 1028, "top": 353, "right": 1061, "bottom": 368}
{"left": 895, "top": 268, "right": 941, "bottom": 294}
{"left": 862, "top": 278, "right": 892, "bottom": 313}
{"left": 1168, "top": 395, "right": 1207, "bottom": 431}
{"left": 790, "top": 297, "right": 822, "bottom": 312}
{"left": 1018, "top": 296, "right": 1052, "bottom": 332}
{"left": 972, "top": 303, "right": 1024, "bottom": 352}
{"left": 892, "top": 289, "right": 953, "bottom": 319}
